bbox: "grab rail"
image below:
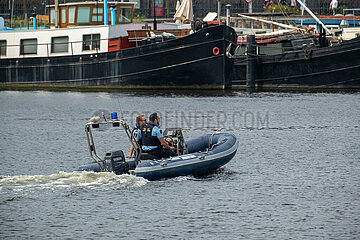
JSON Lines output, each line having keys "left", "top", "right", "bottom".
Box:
{"left": 85, "top": 119, "right": 141, "bottom": 172}
{"left": 343, "top": 9, "right": 360, "bottom": 27}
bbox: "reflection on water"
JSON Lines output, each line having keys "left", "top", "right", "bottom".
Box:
{"left": 107, "top": 89, "right": 240, "bottom": 98}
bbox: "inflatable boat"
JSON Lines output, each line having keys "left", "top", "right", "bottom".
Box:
{"left": 75, "top": 115, "right": 238, "bottom": 180}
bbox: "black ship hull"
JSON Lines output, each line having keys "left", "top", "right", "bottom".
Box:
{"left": 0, "top": 25, "right": 237, "bottom": 89}
{"left": 232, "top": 36, "right": 360, "bottom": 90}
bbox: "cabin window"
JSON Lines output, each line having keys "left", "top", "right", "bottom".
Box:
{"left": 92, "top": 8, "right": 104, "bottom": 23}
{"left": 77, "top": 7, "right": 91, "bottom": 23}
{"left": 259, "top": 44, "right": 283, "bottom": 55}
{"left": 92, "top": 15, "right": 103, "bottom": 22}
{"left": 253, "top": 21, "right": 262, "bottom": 29}
{"left": 69, "top": 7, "right": 76, "bottom": 24}
{"left": 93, "top": 7, "right": 103, "bottom": 14}
{"left": 83, "top": 34, "right": 100, "bottom": 51}
{"left": 119, "top": 6, "right": 132, "bottom": 23}
{"left": 51, "top": 36, "right": 69, "bottom": 53}
{"left": 20, "top": 39, "right": 37, "bottom": 55}
{"left": 61, "top": 8, "right": 67, "bottom": 24}
{"left": 50, "top": 8, "right": 55, "bottom": 24}
{"left": 0, "top": 40, "right": 6, "bottom": 56}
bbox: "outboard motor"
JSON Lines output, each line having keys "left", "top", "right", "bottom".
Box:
{"left": 104, "top": 150, "right": 129, "bottom": 175}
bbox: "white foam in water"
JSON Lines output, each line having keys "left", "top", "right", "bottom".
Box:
{"left": 0, "top": 171, "right": 148, "bottom": 189}
{"left": 171, "top": 176, "right": 194, "bottom": 182}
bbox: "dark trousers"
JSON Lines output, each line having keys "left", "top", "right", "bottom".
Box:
{"left": 148, "top": 147, "right": 177, "bottom": 159}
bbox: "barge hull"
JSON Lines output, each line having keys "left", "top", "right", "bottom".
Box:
{"left": 232, "top": 36, "right": 360, "bottom": 89}
{"left": 0, "top": 25, "right": 237, "bottom": 89}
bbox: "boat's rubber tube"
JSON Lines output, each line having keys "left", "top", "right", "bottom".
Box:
{"left": 135, "top": 133, "right": 238, "bottom": 180}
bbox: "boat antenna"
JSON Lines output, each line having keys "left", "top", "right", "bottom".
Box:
{"left": 115, "top": 94, "right": 124, "bottom": 121}
{"left": 296, "top": 0, "right": 332, "bottom": 35}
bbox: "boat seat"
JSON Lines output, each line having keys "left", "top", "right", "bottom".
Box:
{"left": 140, "top": 153, "right": 157, "bottom": 160}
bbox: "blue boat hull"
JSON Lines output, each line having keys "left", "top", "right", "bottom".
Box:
{"left": 134, "top": 149, "right": 237, "bottom": 181}
{"left": 75, "top": 133, "right": 238, "bottom": 181}
{"left": 134, "top": 133, "right": 238, "bottom": 180}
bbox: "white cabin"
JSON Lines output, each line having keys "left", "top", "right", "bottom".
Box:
{"left": 0, "top": 1, "right": 139, "bottom": 59}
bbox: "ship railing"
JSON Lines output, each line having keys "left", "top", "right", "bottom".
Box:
{"left": 342, "top": 9, "right": 360, "bottom": 27}
{"left": 0, "top": 29, "right": 191, "bottom": 59}
{"left": 85, "top": 118, "right": 141, "bottom": 172}
{"left": 127, "top": 29, "right": 151, "bottom": 47}
{"left": 0, "top": 38, "right": 108, "bottom": 59}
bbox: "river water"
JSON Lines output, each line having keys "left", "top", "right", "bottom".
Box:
{"left": 0, "top": 90, "right": 359, "bottom": 239}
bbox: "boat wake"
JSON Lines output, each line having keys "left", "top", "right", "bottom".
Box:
{"left": 0, "top": 171, "right": 148, "bottom": 189}
{"left": 156, "top": 168, "right": 237, "bottom": 183}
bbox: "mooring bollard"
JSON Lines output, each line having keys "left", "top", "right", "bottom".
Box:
{"left": 246, "top": 35, "right": 256, "bottom": 92}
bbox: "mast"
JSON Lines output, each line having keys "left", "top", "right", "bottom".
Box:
{"left": 238, "top": 14, "right": 304, "bottom": 31}
{"left": 217, "top": 0, "right": 221, "bottom": 24}
{"left": 296, "top": 0, "right": 332, "bottom": 35}
{"left": 10, "top": 0, "right": 14, "bottom": 27}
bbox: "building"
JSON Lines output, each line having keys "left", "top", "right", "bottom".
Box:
{"left": 1, "top": 0, "right": 359, "bottom": 20}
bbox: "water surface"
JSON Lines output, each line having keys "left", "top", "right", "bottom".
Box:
{"left": 0, "top": 90, "right": 359, "bottom": 239}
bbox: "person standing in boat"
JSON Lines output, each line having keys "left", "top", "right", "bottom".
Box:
{"left": 141, "top": 112, "right": 177, "bottom": 159}
{"left": 126, "top": 114, "right": 147, "bottom": 158}
{"left": 329, "top": 0, "right": 338, "bottom": 15}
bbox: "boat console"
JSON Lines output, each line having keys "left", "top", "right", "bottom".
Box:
{"left": 163, "top": 128, "right": 187, "bottom": 155}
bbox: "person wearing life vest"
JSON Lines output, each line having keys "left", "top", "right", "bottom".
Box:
{"left": 141, "top": 112, "right": 177, "bottom": 158}
{"left": 126, "top": 114, "right": 147, "bottom": 158}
